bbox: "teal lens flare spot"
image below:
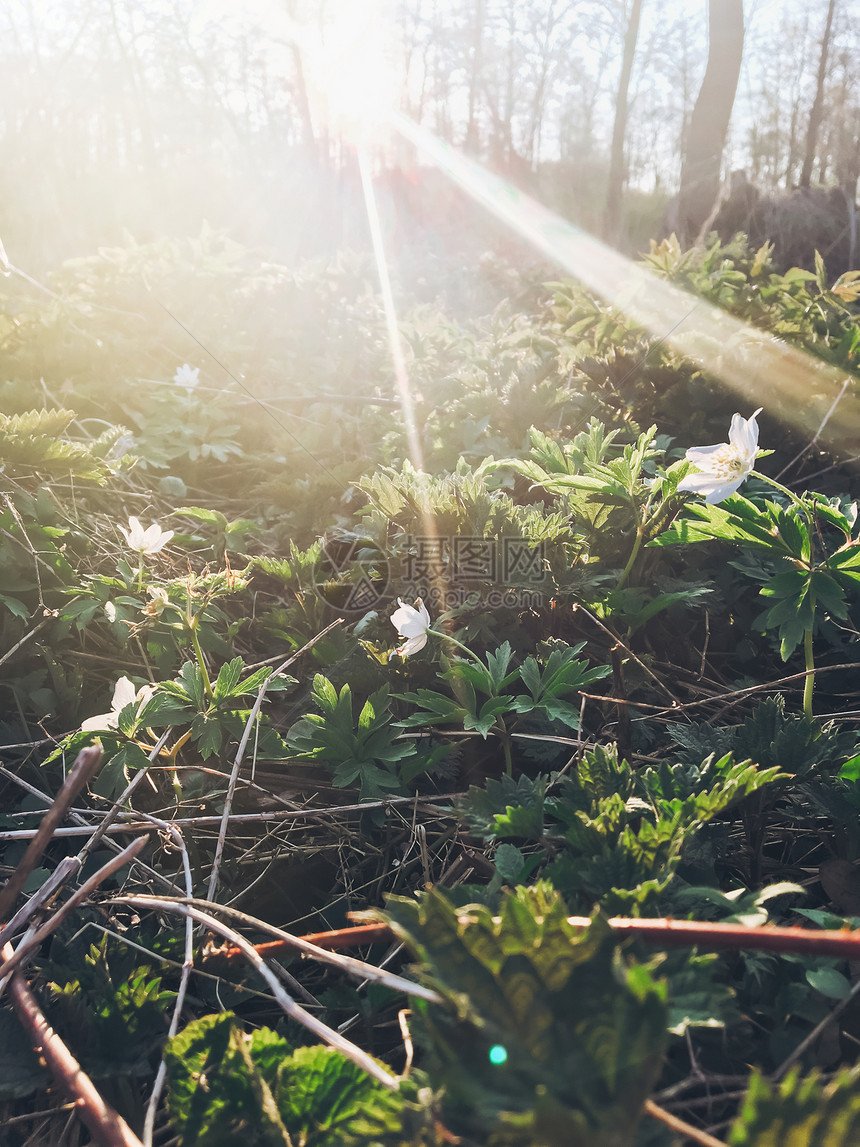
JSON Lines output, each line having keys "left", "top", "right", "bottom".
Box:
{"left": 488, "top": 1044, "right": 508, "bottom": 1066}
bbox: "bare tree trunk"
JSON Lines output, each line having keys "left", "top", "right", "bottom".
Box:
{"left": 799, "top": 0, "right": 837, "bottom": 189}
{"left": 602, "top": 0, "right": 643, "bottom": 245}
{"left": 676, "top": 0, "right": 744, "bottom": 244}
{"left": 464, "top": 0, "right": 485, "bottom": 153}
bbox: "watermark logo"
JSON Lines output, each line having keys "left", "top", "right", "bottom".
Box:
{"left": 313, "top": 533, "right": 546, "bottom": 615}
{"left": 312, "top": 535, "right": 391, "bottom": 613}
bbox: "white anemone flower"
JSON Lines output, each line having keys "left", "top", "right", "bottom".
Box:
{"left": 390, "top": 597, "right": 431, "bottom": 657}
{"left": 81, "top": 676, "right": 156, "bottom": 732}
{"left": 119, "top": 516, "right": 174, "bottom": 556}
{"left": 678, "top": 408, "right": 763, "bottom": 505}
{"left": 173, "top": 363, "right": 200, "bottom": 390}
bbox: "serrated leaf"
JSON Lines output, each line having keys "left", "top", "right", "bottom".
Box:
{"left": 213, "top": 656, "right": 245, "bottom": 702}
{"left": 276, "top": 1045, "right": 404, "bottom": 1145}
{"left": 728, "top": 1066, "right": 860, "bottom": 1146}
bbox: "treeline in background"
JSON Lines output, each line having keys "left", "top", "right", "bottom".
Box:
{"left": 0, "top": 0, "right": 858, "bottom": 279}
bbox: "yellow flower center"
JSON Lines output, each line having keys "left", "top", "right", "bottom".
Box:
{"left": 712, "top": 445, "right": 745, "bottom": 478}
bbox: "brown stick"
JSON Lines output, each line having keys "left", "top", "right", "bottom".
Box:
{"left": 5, "top": 945, "right": 143, "bottom": 1147}
{"left": 212, "top": 915, "right": 860, "bottom": 963}
{"left": 0, "top": 837, "right": 149, "bottom": 983}
{"left": 0, "top": 746, "right": 102, "bottom": 923}
{"left": 643, "top": 1098, "right": 727, "bottom": 1147}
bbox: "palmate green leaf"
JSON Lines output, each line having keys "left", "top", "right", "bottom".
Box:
{"left": 727, "top": 1066, "right": 860, "bottom": 1146}
{"left": 137, "top": 689, "right": 196, "bottom": 727}
{"left": 213, "top": 656, "right": 244, "bottom": 701}
{"left": 510, "top": 644, "right": 610, "bottom": 726}
{"left": 650, "top": 497, "right": 780, "bottom": 552}
{"left": 382, "top": 882, "right": 667, "bottom": 1147}
{"left": 394, "top": 688, "right": 467, "bottom": 727}
{"left": 92, "top": 741, "right": 153, "bottom": 799}
{"left": 810, "top": 571, "right": 849, "bottom": 619}
{"left": 769, "top": 505, "right": 810, "bottom": 561}
{"left": 159, "top": 659, "right": 207, "bottom": 710}
{"left": 287, "top": 677, "right": 417, "bottom": 798}
{"left": 191, "top": 713, "right": 224, "bottom": 759}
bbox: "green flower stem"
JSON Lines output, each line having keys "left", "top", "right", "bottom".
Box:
{"left": 752, "top": 471, "right": 811, "bottom": 522}
{"left": 427, "top": 628, "right": 484, "bottom": 667}
{"left": 188, "top": 618, "right": 213, "bottom": 701}
{"left": 615, "top": 526, "right": 643, "bottom": 591}
{"left": 136, "top": 553, "right": 144, "bottom": 594}
{"left": 803, "top": 627, "right": 815, "bottom": 721}
{"left": 495, "top": 715, "right": 514, "bottom": 777}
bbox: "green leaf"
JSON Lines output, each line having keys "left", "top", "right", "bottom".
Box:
{"left": 382, "top": 883, "right": 667, "bottom": 1145}
{"left": 805, "top": 965, "right": 851, "bottom": 1001}
{"left": 92, "top": 742, "right": 153, "bottom": 800}
{"left": 494, "top": 843, "right": 526, "bottom": 882}
{"left": 728, "top": 1066, "right": 860, "bottom": 1146}
{"left": 276, "top": 1045, "right": 404, "bottom": 1145}
{"left": 164, "top": 1013, "right": 291, "bottom": 1147}
{"left": 213, "top": 656, "right": 245, "bottom": 702}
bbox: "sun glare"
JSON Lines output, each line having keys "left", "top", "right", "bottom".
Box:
{"left": 305, "top": 3, "right": 399, "bottom": 143}
{"left": 390, "top": 112, "right": 860, "bottom": 459}
{"left": 200, "top": 0, "right": 399, "bottom": 145}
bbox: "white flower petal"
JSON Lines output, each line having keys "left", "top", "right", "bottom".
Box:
{"left": 680, "top": 409, "right": 762, "bottom": 505}
{"left": 81, "top": 712, "right": 116, "bottom": 733}
{"left": 391, "top": 597, "right": 431, "bottom": 657}
{"left": 397, "top": 631, "right": 428, "bottom": 657}
{"left": 684, "top": 443, "right": 729, "bottom": 464}
{"left": 111, "top": 676, "right": 137, "bottom": 711}
{"left": 728, "top": 408, "right": 761, "bottom": 457}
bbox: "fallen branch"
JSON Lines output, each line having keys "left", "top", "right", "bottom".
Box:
{"left": 210, "top": 914, "right": 860, "bottom": 963}
{"left": 0, "top": 837, "right": 149, "bottom": 984}
{"left": 119, "top": 895, "right": 401, "bottom": 1090}
{"left": 5, "top": 944, "right": 143, "bottom": 1147}
{"left": 0, "top": 746, "right": 102, "bottom": 923}
{"left": 643, "top": 1098, "right": 727, "bottom": 1147}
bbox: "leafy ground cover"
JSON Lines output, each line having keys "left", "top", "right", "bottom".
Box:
{"left": 1, "top": 232, "right": 860, "bottom": 1145}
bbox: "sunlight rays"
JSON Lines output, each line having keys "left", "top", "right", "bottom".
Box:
{"left": 357, "top": 148, "right": 425, "bottom": 476}
{"left": 389, "top": 111, "right": 860, "bottom": 459}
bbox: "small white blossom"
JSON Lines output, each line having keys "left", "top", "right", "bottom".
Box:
{"left": 390, "top": 597, "right": 431, "bottom": 657}
{"left": 678, "top": 408, "right": 762, "bottom": 504}
{"left": 81, "top": 676, "right": 156, "bottom": 732}
{"left": 173, "top": 364, "right": 200, "bottom": 390}
{"left": 119, "top": 516, "right": 174, "bottom": 556}
{"left": 143, "top": 585, "right": 170, "bottom": 618}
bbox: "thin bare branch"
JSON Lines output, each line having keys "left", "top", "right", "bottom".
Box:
{"left": 121, "top": 895, "right": 401, "bottom": 1090}
{"left": 644, "top": 1098, "right": 727, "bottom": 1147}
{"left": 5, "top": 945, "right": 144, "bottom": 1147}
{"left": 0, "top": 837, "right": 149, "bottom": 984}
{"left": 0, "top": 745, "right": 102, "bottom": 924}
{"left": 205, "top": 618, "right": 344, "bottom": 903}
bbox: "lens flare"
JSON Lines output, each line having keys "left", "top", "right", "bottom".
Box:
{"left": 389, "top": 111, "right": 860, "bottom": 460}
